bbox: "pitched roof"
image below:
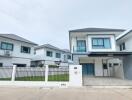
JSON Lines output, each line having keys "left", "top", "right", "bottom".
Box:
{"left": 35, "top": 44, "right": 62, "bottom": 51}
{"left": 69, "top": 28, "right": 125, "bottom": 32}
{"left": 116, "top": 29, "right": 132, "bottom": 41}
{"left": 35, "top": 44, "right": 70, "bottom": 53}
{"left": 0, "top": 34, "right": 37, "bottom": 45}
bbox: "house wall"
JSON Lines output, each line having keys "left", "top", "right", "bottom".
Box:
{"left": 116, "top": 32, "right": 132, "bottom": 80}
{"left": 123, "top": 55, "right": 132, "bottom": 80}
{"left": 33, "top": 47, "right": 72, "bottom": 66}
{"left": 70, "top": 31, "right": 122, "bottom": 53}
{"left": 71, "top": 35, "right": 116, "bottom": 53}
{"left": 0, "top": 37, "right": 36, "bottom": 67}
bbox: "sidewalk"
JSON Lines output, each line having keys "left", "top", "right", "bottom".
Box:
{"left": 0, "top": 87, "right": 132, "bottom": 100}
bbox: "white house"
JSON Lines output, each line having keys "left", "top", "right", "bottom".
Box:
{"left": 0, "top": 34, "right": 37, "bottom": 67}
{"left": 31, "top": 44, "right": 72, "bottom": 67}
{"left": 69, "top": 28, "right": 132, "bottom": 81}
{"left": 116, "top": 30, "right": 132, "bottom": 80}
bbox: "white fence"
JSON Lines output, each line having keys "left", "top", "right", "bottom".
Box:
{"left": 0, "top": 65, "right": 82, "bottom": 87}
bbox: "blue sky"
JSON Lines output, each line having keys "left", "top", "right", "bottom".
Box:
{"left": 0, "top": 0, "right": 132, "bottom": 49}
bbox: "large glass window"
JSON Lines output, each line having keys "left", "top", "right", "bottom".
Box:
{"left": 77, "top": 40, "right": 86, "bottom": 52}
{"left": 21, "top": 46, "right": 31, "bottom": 54}
{"left": 46, "top": 51, "right": 53, "bottom": 57}
{"left": 92, "top": 38, "right": 111, "bottom": 49}
{"left": 1, "top": 42, "right": 14, "bottom": 51}
{"left": 56, "top": 53, "right": 61, "bottom": 58}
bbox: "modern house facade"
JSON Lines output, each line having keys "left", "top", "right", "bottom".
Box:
{"left": 69, "top": 28, "right": 132, "bottom": 80}
{"left": 0, "top": 34, "right": 37, "bottom": 67}
{"left": 31, "top": 44, "right": 72, "bottom": 67}
{"left": 116, "top": 30, "right": 132, "bottom": 80}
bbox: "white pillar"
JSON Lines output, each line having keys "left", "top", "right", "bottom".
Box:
{"left": 11, "top": 65, "right": 16, "bottom": 81}
{"left": 45, "top": 65, "right": 49, "bottom": 82}
{"left": 69, "top": 65, "right": 82, "bottom": 87}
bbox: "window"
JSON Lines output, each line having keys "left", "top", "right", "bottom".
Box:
{"left": 56, "top": 53, "right": 61, "bottom": 58}
{"left": 120, "top": 42, "right": 125, "bottom": 51}
{"left": 103, "top": 64, "right": 107, "bottom": 69}
{"left": 67, "top": 55, "right": 71, "bottom": 59}
{"left": 92, "top": 38, "right": 111, "bottom": 49}
{"left": 0, "top": 63, "right": 3, "bottom": 67}
{"left": 77, "top": 40, "right": 86, "bottom": 52}
{"left": 1, "top": 42, "right": 13, "bottom": 51}
{"left": 21, "top": 46, "right": 31, "bottom": 54}
{"left": 46, "top": 51, "right": 53, "bottom": 57}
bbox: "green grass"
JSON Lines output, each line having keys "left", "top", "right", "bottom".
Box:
{"left": 0, "top": 78, "right": 11, "bottom": 81}
{"left": 11, "top": 74, "right": 69, "bottom": 81}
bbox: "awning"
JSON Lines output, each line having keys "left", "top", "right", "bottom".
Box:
{"left": 88, "top": 52, "right": 132, "bottom": 57}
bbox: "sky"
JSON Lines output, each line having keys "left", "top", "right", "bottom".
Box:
{"left": 0, "top": 0, "right": 132, "bottom": 49}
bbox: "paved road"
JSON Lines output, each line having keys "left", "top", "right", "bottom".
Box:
{"left": 0, "top": 87, "right": 132, "bottom": 100}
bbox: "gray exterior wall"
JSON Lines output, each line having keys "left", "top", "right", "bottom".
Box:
{"left": 123, "top": 55, "right": 132, "bottom": 80}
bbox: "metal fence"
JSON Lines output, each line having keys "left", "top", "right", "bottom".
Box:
{"left": 15, "top": 67, "right": 45, "bottom": 81}
{"left": 0, "top": 67, "right": 13, "bottom": 81}
{"left": 0, "top": 66, "right": 69, "bottom": 82}
{"left": 48, "top": 66, "right": 69, "bottom": 81}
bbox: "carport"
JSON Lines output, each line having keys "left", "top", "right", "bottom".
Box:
{"left": 81, "top": 51, "right": 132, "bottom": 86}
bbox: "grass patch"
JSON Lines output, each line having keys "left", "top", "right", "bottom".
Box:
{"left": 48, "top": 74, "right": 69, "bottom": 81}
{"left": 15, "top": 74, "right": 69, "bottom": 81}
{"left": 0, "top": 78, "right": 11, "bottom": 81}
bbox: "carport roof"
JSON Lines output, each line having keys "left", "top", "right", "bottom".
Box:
{"left": 87, "top": 52, "right": 132, "bottom": 57}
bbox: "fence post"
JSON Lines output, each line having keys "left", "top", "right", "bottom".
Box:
{"left": 45, "top": 65, "right": 49, "bottom": 82}
{"left": 11, "top": 65, "right": 16, "bottom": 81}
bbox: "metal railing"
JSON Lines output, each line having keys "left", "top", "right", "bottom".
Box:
{"left": 0, "top": 65, "right": 69, "bottom": 82}
{"left": 0, "top": 67, "right": 13, "bottom": 81}
{"left": 73, "top": 46, "right": 86, "bottom": 52}
{"left": 48, "top": 66, "right": 69, "bottom": 81}
{"left": 15, "top": 67, "right": 45, "bottom": 81}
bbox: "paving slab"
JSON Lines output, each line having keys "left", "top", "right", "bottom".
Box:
{"left": 0, "top": 87, "right": 132, "bottom": 100}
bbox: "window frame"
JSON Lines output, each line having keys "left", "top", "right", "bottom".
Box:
{"left": 21, "top": 46, "right": 31, "bottom": 54}
{"left": 1, "top": 42, "right": 14, "bottom": 51}
{"left": 92, "top": 38, "right": 111, "bottom": 49}
{"left": 56, "top": 53, "right": 61, "bottom": 58}
{"left": 46, "top": 51, "right": 53, "bottom": 57}
{"left": 76, "top": 40, "right": 86, "bottom": 52}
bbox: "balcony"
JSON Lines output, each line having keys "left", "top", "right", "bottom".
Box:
{"left": 73, "top": 46, "right": 86, "bottom": 53}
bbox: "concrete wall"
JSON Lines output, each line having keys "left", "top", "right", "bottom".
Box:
{"left": 123, "top": 55, "right": 132, "bottom": 80}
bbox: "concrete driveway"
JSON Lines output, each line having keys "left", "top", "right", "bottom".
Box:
{"left": 0, "top": 87, "right": 132, "bottom": 100}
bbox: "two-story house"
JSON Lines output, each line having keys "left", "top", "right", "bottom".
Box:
{"left": 0, "top": 34, "right": 37, "bottom": 67}
{"left": 31, "top": 44, "right": 72, "bottom": 67}
{"left": 69, "top": 28, "right": 132, "bottom": 81}
{"left": 116, "top": 30, "right": 132, "bottom": 80}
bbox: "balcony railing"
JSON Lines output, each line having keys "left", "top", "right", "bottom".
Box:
{"left": 73, "top": 46, "right": 86, "bottom": 53}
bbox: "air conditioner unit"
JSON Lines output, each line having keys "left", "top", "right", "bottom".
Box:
{"left": 4, "top": 50, "right": 11, "bottom": 56}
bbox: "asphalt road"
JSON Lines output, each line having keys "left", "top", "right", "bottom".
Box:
{"left": 0, "top": 87, "right": 132, "bottom": 100}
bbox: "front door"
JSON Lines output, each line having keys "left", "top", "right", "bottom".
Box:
{"left": 82, "top": 63, "right": 95, "bottom": 76}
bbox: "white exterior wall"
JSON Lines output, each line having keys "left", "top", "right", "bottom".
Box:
{"left": 88, "top": 35, "right": 116, "bottom": 52}
{"left": 0, "top": 37, "right": 36, "bottom": 66}
{"left": 70, "top": 31, "right": 122, "bottom": 53}
{"left": 33, "top": 47, "right": 72, "bottom": 66}
{"left": 94, "top": 58, "right": 103, "bottom": 76}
